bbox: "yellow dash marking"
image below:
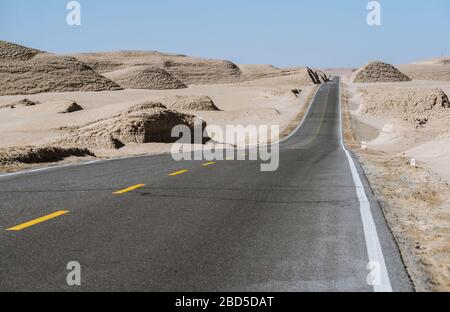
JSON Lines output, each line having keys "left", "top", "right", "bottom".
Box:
{"left": 169, "top": 170, "right": 188, "bottom": 176}
{"left": 202, "top": 162, "right": 216, "bottom": 166}
{"left": 7, "top": 211, "right": 69, "bottom": 231}
{"left": 113, "top": 184, "right": 145, "bottom": 195}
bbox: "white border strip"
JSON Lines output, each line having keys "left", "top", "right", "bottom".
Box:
{"left": 0, "top": 160, "right": 103, "bottom": 179}
{"left": 243, "top": 85, "right": 322, "bottom": 153}
{"left": 338, "top": 78, "right": 392, "bottom": 292}
{"left": 277, "top": 85, "right": 321, "bottom": 145}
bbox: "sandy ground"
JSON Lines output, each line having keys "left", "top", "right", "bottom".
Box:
{"left": 399, "top": 56, "right": 450, "bottom": 82}
{"left": 320, "top": 68, "right": 355, "bottom": 77}
{"left": 1, "top": 41, "right": 327, "bottom": 172}
{"left": 342, "top": 77, "right": 450, "bottom": 291}
{"left": 0, "top": 72, "right": 317, "bottom": 172}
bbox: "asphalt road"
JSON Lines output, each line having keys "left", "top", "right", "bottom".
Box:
{"left": 0, "top": 78, "right": 413, "bottom": 292}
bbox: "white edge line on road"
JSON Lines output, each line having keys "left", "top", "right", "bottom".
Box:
{"left": 275, "top": 85, "right": 322, "bottom": 145}
{"left": 0, "top": 159, "right": 103, "bottom": 179}
{"left": 243, "top": 84, "right": 322, "bottom": 153}
{"left": 206, "top": 85, "right": 321, "bottom": 155}
{"left": 338, "top": 77, "right": 393, "bottom": 292}
{"left": 0, "top": 151, "right": 178, "bottom": 179}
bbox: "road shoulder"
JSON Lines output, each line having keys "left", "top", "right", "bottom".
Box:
{"left": 341, "top": 82, "right": 450, "bottom": 292}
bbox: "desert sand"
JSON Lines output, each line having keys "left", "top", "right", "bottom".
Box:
{"left": 0, "top": 40, "right": 323, "bottom": 172}
{"left": 342, "top": 60, "right": 450, "bottom": 291}
{"left": 399, "top": 56, "right": 450, "bottom": 82}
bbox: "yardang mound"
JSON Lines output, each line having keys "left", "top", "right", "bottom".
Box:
{"left": 0, "top": 146, "right": 94, "bottom": 165}
{"left": 161, "top": 59, "right": 241, "bottom": 85}
{"left": 360, "top": 88, "right": 449, "bottom": 127}
{"left": 72, "top": 51, "right": 242, "bottom": 85}
{"left": 72, "top": 51, "right": 331, "bottom": 86}
{"left": 15, "top": 98, "right": 39, "bottom": 106}
{"left": 104, "top": 66, "right": 187, "bottom": 90}
{"left": 59, "top": 105, "right": 207, "bottom": 149}
{"left": 163, "top": 95, "right": 221, "bottom": 111}
{"left": 125, "top": 101, "right": 167, "bottom": 114}
{"left": 0, "top": 41, "right": 122, "bottom": 96}
{"left": 238, "top": 65, "right": 329, "bottom": 84}
{"left": 57, "top": 100, "right": 84, "bottom": 114}
{"left": 0, "top": 40, "right": 42, "bottom": 61}
{"left": 353, "top": 61, "right": 411, "bottom": 83}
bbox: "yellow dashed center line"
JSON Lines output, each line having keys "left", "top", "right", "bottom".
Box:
{"left": 202, "top": 162, "right": 216, "bottom": 166}
{"left": 6, "top": 210, "right": 70, "bottom": 231}
{"left": 113, "top": 184, "right": 145, "bottom": 195}
{"left": 169, "top": 170, "right": 189, "bottom": 176}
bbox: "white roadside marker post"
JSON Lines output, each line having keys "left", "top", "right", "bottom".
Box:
{"left": 361, "top": 141, "right": 368, "bottom": 150}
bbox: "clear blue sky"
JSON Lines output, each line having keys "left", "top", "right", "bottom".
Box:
{"left": 1, "top": 0, "right": 449, "bottom": 68}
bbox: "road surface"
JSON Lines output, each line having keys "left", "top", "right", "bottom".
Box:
{"left": 0, "top": 78, "right": 413, "bottom": 291}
